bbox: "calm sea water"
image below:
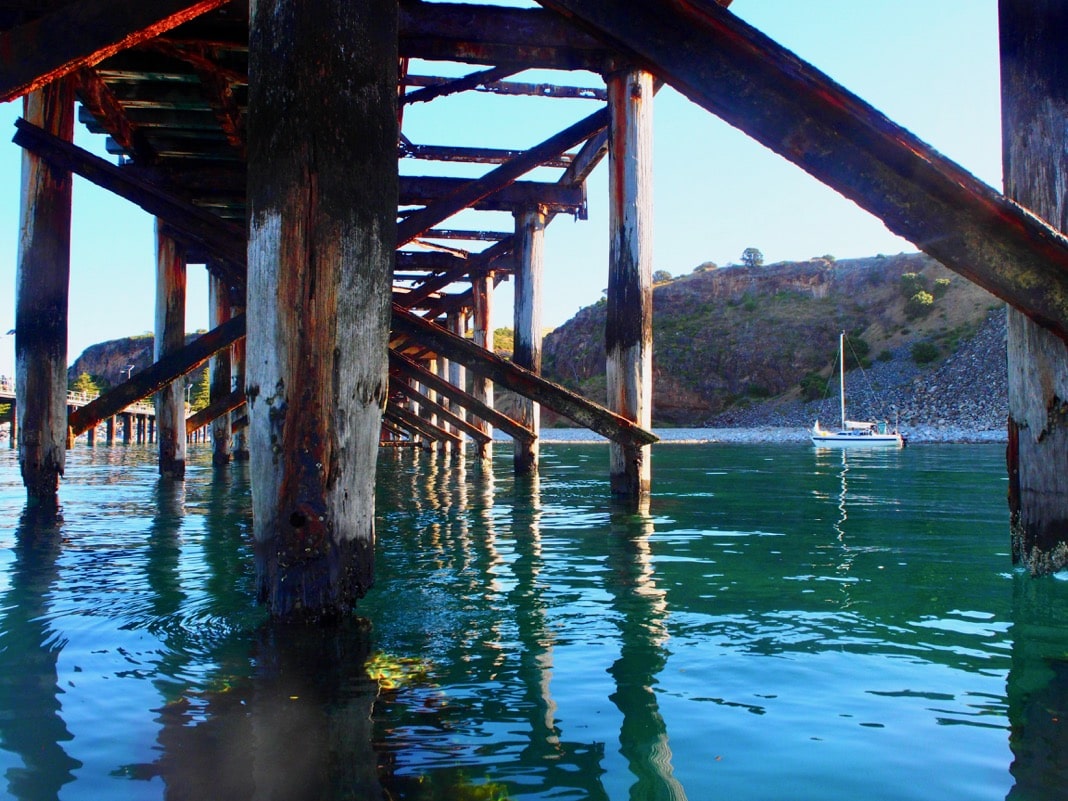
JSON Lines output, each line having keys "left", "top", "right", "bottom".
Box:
{"left": 0, "top": 436, "right": 1066, "bottom": 800}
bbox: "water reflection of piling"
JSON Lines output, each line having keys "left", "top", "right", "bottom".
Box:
{"left": 0, "top": 503, "right": 82, "bottom": 800}
{"left": 606, "top": 501, "right": 686, "bottom": 800}
{"left": 1006, "top": 574, "right": 1068, "bottom": 799}
{"left": 509, "top": 471, "right": 609, "bottom": 798}
{"left": 145, "top": 619, "right": 381, "bottom": 800}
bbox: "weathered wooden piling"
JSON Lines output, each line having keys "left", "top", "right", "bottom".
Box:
{"left": 230, "top": 312, "right": 249, "bottom": 461}
{"left": 208, "top": 273, "right": 232, "bottom": 466}
{"left": 447, "top": 311, "right": 466, "bottom": 442}
{"left": 471, "top": 273, "right": 495, "bottom": 462}
{"left": 246, "top": 0, "right": 397, "bottom": 617}
{"left": 606, "top": 69, "right": 654, "bottom": 499}
{"left": 15, "top": 81, "right": 74, "bottom": 500}
{"left": 1000, "top": 0, "right": 1068, "bottom": 574}
{"left": 513, "top": 205, "right": 546, "bottom": 474}
{"left": 154, "top": 222, "right": 186, "bottom": 478}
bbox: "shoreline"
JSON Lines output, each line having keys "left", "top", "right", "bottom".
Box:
{"left": 533, "top": 425, "right": 1008, "bottom": 445}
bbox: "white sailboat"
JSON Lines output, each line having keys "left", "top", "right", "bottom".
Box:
{"left": 811, "top": 332, "right": 904, "bottom": 448}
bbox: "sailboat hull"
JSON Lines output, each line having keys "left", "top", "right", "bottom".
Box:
{"left": 811, "top": 430, "right": 904, "bottom": 448}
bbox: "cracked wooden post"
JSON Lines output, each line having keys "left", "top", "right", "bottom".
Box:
{"left": 434, "top": 354, "right": 450, "bottom": 445}
{"left": 154, "top": 220, "right": 186, "bottom": 479}
{"left": 208, "top": 272, "right": 232, "bottom": 466}
{"left": 247, "top": 0, "right": 397, "bottom": 618}
{"left": 606, "top": 68, "right": 654, "bottom": 500}
{"left": 472, "top": 273, "right": 494, "bottom": 463}
{"left": 230, "top": 307, "right": 248, "bottom": 460}
{"left": 448, "top": 311, "right": 466, "bottom": 449}
{"left": 1001, "top": 0, "right": 1068, "bottom": 573}
{"left": 15, "top": 80, "right": 74, "bottom": 501}
{"left": 513, "top": 205, "right": 546, "bottom": 474}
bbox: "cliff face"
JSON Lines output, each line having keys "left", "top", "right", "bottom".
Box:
{"left": 68, "top": 333, "right": 207, "bottom": 391}
{"left": 541, "top": 253, "right": 1001, "bottom": 426}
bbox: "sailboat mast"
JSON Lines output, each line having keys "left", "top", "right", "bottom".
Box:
{"left": 839, "top": 331, "right": 846, "bottom": 430}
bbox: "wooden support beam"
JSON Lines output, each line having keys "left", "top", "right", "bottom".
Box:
{"left": 381, "top": 419, "right": 410, "bottom": 442}
{"left": 75, "top": 67, "right": 156, "bottom": 161}
{"left": 513, "top": 206, "right": 546, "bottom": 474}
{"left": 401, "top": 143, "right": 573, "bottom": 169}
{"left": 398, "top": 0, "right": 610, "bottom": 70}
{"left": 185, "top": 388, "right": 244, "bottom": 436}
{"left": 396, "top": 109, "right": 606, "bottom": 246}
{"left": 1001, "top": 0, "right": 1068, "bottom": 574}
{"left": 405, "top": 74, "right": 608, "bottom": 102}
{"left": 155, "top": 223, "right": 187, "bottom": 478}
{"left": 471, "top": 272, "right": 495, "bottom": 461}
{"left": 208, "top": 272, "right": 232, "bottom": 464}
{"left": 230, "top": 306, "right": 249, "bottom": 460}
{"left": 13, "top": 118, "right": 246, "bottom": 280}
{"left": 447, "top": 312, "right": 467, "bottom": 437}
{"left": 389, "top": 349, "right": 531, "bottom": 444}
{"left": 422, "top": 229, "right": 510, "bottom": 242}
{"left": 390, "top": 377, "right": 488, "bottom": 445}
{"left": 117, "top": 164, "right": 583, "bottom": 211}
{"left": 537, "top": 0, "right": 1068, "bottom": 344}
{"left": 401, "top": 237, "right": 513, "bottom": 308}
{"left": 402, "top": 65, "right": 519, "bottom": 105}
{"left": 561, "top": 130, "right": 608, "bottom": 187}
{"left": 400, "top": 175, "right": 586, "bottom": 214}
{"left": 385, "top": 402, "right": 461, "bottom": 447}
{"left": 247, "top": 0, "right": 397, "bottom": 618}
{"left": 15, "top": 81, "right": 75, "bottom": 499}
{"left": 0, "top": 0, "right": 231, "bottom": 103}
{"left": 606, "top": 69, "right": 654, "bottom": 499}
{"left": 143, "top": 38, "right": 246, "bottom": 158}
{"left": 69, "top": 314, "right": 245, "bottom": 438}
{"left": 391, "top": 304, "right": 657, "bottom": 447}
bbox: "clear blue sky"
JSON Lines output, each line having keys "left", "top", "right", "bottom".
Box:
{"left": 0, "top": 1, "right": 1000, "bottom": 378}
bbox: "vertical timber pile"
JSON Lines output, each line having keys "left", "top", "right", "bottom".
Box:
{"left": 208, "top": 273, "right": 232, "bottom": 466}
{"left": 1001, "top": 0, "right": 1068, "bottom": 573}
{"left": 247, "top": 0, "right": 397, "bottom": 617}
{"left": 231, "top": 310, "right": 249, "bottom": 460}
{"left": 472, "top": 274, "right": 494, "bottom": 462}
{"left": 606, "top": 69, "right": 653, "bottom": 499}
{"left": 154, "top": 222, "right": 187, "bottom": 478}
{"left": 448, "top": 311, "right": 466, "bottom": 441}
{"left": 15, "top": 81, "right": 74, "bottom": 500}
{"left": 513, "top": 206, "right": 546, "bottom": 474}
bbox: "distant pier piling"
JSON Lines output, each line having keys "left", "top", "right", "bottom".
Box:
{"left": 154, "top": 222, "right": 186, "bottom": 478}
{"left": 606, "top": 69, "right": 654, "bottom": 500}
{"left": 512, "top": 205, "right": 546, "bottom": 475}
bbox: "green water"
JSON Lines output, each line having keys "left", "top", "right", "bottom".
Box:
{"left": 0, "top": 440, "right": 1066, "bottom": 800}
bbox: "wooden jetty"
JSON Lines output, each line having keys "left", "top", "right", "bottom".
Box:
{"left": 4, "top": 0, "right": 1068, "bottom": 616}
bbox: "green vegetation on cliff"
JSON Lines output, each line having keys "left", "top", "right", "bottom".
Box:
{"left": 541, "top": 253, "right": 999, "bottom": 426}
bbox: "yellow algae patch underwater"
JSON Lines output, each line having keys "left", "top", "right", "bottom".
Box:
{"left": 364, "top": 650, "right": 434, "bottom": 691}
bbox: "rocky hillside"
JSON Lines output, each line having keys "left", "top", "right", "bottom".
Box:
{"left": 541, "top": 253, "right": 1007, "bottom": 431}
{"left": 69, "top": 332, "right": 208, "bottom": 391}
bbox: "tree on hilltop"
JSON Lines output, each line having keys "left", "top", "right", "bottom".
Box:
{"left": 741, "top": 247, "right": 764, "bottom": 268}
